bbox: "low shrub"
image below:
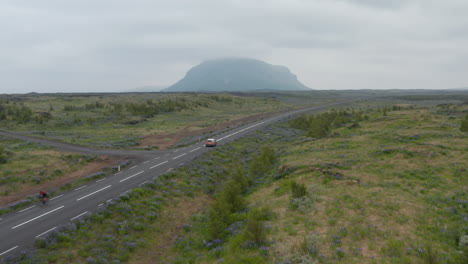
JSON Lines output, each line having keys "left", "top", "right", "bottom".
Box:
{"left": 290, "top": 183, "right": 322, "bottom": 212}
{"left": 242, "top": 218, "right": 267, "bottom": 246}
{"left": 291, "top": 181, "right": 307, "bottom": 199}
{"left": 295, "top": 233, "right": 320, "bottom": 257}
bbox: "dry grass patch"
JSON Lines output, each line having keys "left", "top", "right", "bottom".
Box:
{"left": 129, "top": 194, "right": 211, "bottom": 264}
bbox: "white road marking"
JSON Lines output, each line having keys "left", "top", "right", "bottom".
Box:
{"left": 218, "top": 121, "right": 266, "bottom": 141}
{"left": 139, "top": 181, "right": 150, "bottom": 186}
{"left": 172, "top": 153, "right": 186, "bottom": 159}
{"left": 143, "top": 160, "right": 149, "bottom": 164}
{"left": 50, "top": 194, "right": 63, "bottom": 201}
{"left": 76, "top": 185, "right": 112, "bottom": 201}
{"left": 12, "top": 206, "right": 65, "bottom": 229}
{"left": 98, "top": 203, "right": 103, "bottom": 207}
{"left": 74, "top": 185, "right": 87, "bottom": 191}
{"left": 36, "top": 226, "right": 57, "bottom": 238}
{"left": 150, "top": 160, "right": 168, "bottom": 169}
{"left": 115, "top": 172, "right": 122, "bottom": 175}
{"left": 70, "top": 211, "right": 88, "bottom": 221}
{"left": 19, "top": 205, "right": 36, "bottom": 213}
{"left": 96, "top": 178, "right": 107, "bottom": 182}
{"left": 190, "top": 147, "right": 201, "bottom": 152}
{"left": 119, "top": 171, "right": 144, "bottom": 182}
{"left": 153, "top": 157, "right": 160, "bottom": 160}
{"left": 106, "top": 199, "right": 112, "bottom": 203}
{"left": 0, "top": 246, "right": 18, "bottom": 256}
{"left": 130, "top": 165, "right": 137, "bottom": 169}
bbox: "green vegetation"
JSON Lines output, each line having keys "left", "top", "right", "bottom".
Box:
{"left": 0, "top": 146, "right": 7, "bottom": 164}
{"left": 207, "top": 146, "right": 277, "bottom": 242}
{"left": 249, "top": 146, "right": 277, "bottom": 176}
{"left": 168, "top": 100, "right": 467, "bottom": 263}
{"left": 268, "top": 103, "right": 466, "bottom": 263}
{"left": 289, "top": 109, "right": 365, "bottom": 138}
{"left": 461, "top": 113, "right": 468, "bottom": 132}
{"left": 1, "top": 91, "right": 467, "bottom": 264}
{"left": 0, "top": 102, "right": 34, "bottom": 124}
{"left": 0, "top": 93, "right": 291, "bottom": 148}
{"left": 2, "top": 119, "right": 289, "bottom": 263}
{"left": 0, "top": 136, "right": 111, "bottom": 204}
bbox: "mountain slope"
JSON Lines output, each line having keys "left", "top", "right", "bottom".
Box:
{"left": 163, "top": 58, "right": 310, "bottom": 92}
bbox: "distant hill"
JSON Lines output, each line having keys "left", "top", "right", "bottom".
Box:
{"left": 447, "top": 87, "right": 468, "bottom": 90}
{"left": 162, "top": 58, "right": 310, "bottom": 92}
{"left": 127, "top": 86, "right": 165, "bottom": 92}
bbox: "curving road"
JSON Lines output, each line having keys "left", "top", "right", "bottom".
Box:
{"left": 0, "top": 130, "right": 169, "bottom": 159}
{"left": 0, "top": 102, "right": 348, "bottom": 259}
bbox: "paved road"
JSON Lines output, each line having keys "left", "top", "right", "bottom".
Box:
{"left": 0, "top": 130, "right": 169, "bottom": 159}
{"left": 0, "top": 102, "right": 348, "bottom": 259}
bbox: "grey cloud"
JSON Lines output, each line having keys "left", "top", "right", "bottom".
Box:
{"left": 1, "top": 0, "right": 467, "bottom": 93}
{"left": 336, "top": 0, "right": 408, "bottom": 9}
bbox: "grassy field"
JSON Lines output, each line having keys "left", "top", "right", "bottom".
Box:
{"left": 0, "top": 136, "right": 125, "bottom": 214}
{"left": 0, "top": 90, "right": 353, "bottom": 209}
{"left": 0, "top": 92, "right": 294, "bottom": 206}
{"left": 3, "top": 90, "right": 462, "bottom": 148}
{"left": 0, "top": 137, "right": 97, "bottom": 194}
{"left": 0, "top": 93, "right": 295, "bottom": 149}
{"left": 257, "top": 103, "right": 467, "bottom": 263}
{"left": 3, "top": 97, "right": 467, "bottom": 264}
{"left": 159, "top": 100, "right": 468, "bottom": 264}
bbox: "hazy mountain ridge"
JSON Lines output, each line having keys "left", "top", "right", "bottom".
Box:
{"left": 447, "top": 87, "right": 468, "bottom": 90}
{"left": 127, "top": 86, "right": 165, "bottom": 92}
{"left": 163, "top": 58, "right": 310, "bottom": 92}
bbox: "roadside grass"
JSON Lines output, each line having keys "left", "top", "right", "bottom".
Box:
{"left": 0, "top": 136, "right": 101, "bottom": 196}
{"left": 0, "top": 136, "right": 130, "bottom": 215}
{"left": 128, "top": 194, "right": 211, "bottom": 264}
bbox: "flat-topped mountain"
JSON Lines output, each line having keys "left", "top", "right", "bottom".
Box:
{"left": 162, "top": 58, "right": 310, "bottom": 92}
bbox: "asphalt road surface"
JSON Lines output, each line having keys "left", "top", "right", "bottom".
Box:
{"left": 0, "top": 130, "right": 167, "bottom": 159}
{"left": 0, "top": 102, "right": 348, "bottom": 259}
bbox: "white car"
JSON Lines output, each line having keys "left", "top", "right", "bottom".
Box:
{"left": 205, "top": 138, "right": 217, "bottom": 147}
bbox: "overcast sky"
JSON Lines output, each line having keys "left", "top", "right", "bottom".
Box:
{"left": 1, "top": 0, "right": 467, "bottom": 93}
